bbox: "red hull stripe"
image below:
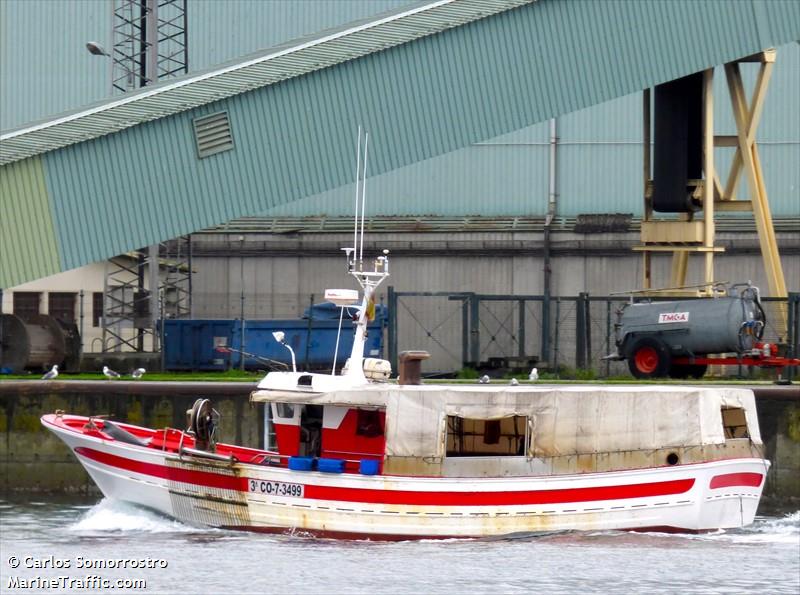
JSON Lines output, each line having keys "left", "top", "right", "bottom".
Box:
{"left": 74, "top": 446, "right": 695, "bottom": 506}
{"left": 709, "top": 472, "right": 763, "bottom": 489}
{"left": 304, "top": 479, "right": 695, "bottom": 506}
{"left": 74, "top": 447, "right": 247, "bottom": 492}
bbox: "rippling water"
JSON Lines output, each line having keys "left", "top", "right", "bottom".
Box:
{"left": 1, "top": 497, "right": 797, "bottom": 594}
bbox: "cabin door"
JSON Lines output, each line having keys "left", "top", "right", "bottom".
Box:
{"left": 300, "top": 405, "right": 323, "bottom": 457}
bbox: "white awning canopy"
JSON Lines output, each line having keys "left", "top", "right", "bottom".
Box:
{"left": 251, "top": 384, "right": 761, "bottom": 458}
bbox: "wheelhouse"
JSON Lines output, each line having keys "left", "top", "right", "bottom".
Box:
{"left": 265, "top": 402, "right": 386, "bottom": 473}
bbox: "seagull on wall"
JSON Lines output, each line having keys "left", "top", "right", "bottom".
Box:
{"left": 103, "top": 366, "right": 121, "bottom": 379}
{"left": 510, "top": 378, "right": 519, "bottom": 386}
{"left": 131, "top": 368, "right": 146, "bottom": 379}
{"left": 42, "top": 365, "right": 59, "bottom": 380}
{"left": 479, "top": 375, "right": 490, "bottom": 384}
{"left": 529, "top": 367, "right": 539, "bottom": 381}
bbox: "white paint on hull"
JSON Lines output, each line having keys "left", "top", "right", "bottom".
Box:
{"left": 46, "top": 419, "right": 768, "bottom": 537}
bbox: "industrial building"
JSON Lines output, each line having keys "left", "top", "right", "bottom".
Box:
{"left": 1, "top": 0, "right": 798, "bottom": 374}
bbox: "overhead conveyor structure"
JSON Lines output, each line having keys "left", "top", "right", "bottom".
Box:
{"left": 637, "top": 49, "right": 790, "bottom": 333}
{"left": 1, "top": 0, "right": 799, "bottom": 297}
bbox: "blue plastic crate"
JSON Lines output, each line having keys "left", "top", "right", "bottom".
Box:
{"left": 317, "top": 458, "right": 345, "bottom": 473}
{"left": 288, "top": 456, "right": 315, "bottom": 471}
{"left": 359, "top": 459, "right": 380, "bottom": 475}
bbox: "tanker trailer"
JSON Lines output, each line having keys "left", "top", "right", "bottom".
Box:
{"left": 613, "top": 284, "right": 766, "bottom": 379}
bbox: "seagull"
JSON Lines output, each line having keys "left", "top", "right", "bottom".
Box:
{"left": 510, "top": 378, "right": 519, "bottom": 386}
{"left": 42, "top": 365, "right": 59, "bottom": 380}
{"left": 131, "top": 368, "right": 146, "bottom": 379}
{"left": 529, "top": 367, "right": 539, "bottom": 381}
{"left": 479, "top": 375, "right": 490, "bottom": 384}
{"left": 103, "top": 365, "right": 121, "bottom": 379}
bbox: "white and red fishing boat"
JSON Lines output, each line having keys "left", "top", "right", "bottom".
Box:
{"left": 41, "top": 133, "right": 769, "bottom": 539}
{"left": 39, "top": 244, "right": 771, "bottom": 538}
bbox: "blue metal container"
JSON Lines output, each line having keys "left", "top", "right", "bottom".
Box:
{"left": 162, "top": 304, "right": 386, "bottom": 371}
{"left": 161, "top": 319, "right": 237, "bottom": 370}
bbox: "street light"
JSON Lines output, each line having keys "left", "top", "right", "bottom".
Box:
{"left": 272, "top": 331, "right": 297, "bottom": 373}
{"left": 85, "top": 41, "right": 109, "bottom": 56}
{"left": 85, "top": 39, "right": 147, "bottom": 91}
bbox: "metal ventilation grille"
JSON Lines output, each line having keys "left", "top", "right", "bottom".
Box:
{"left": 193, "top": 111, "right": 234, "bottom": 158}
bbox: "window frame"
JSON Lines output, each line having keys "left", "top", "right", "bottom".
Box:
{"left": 48, "top": 292, "right": 78, "bottom": 324}
{"left": 445, "top": 414, "right": 531, "bottom": 458}
{"left": 12, "top": 292, "right": 41, "bottom": 320}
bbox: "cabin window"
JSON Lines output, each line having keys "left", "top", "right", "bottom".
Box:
{"left": 721, "top": 407, "right": 750, "bottom": 439}
{"left": 356, "top": 409, "right": 384, "bottom": 438}
{"left": 276, "top": 403, "right": 295, "bottom": 419}
{"left": 446, "top": 415, "right": 529, "bottom": 457}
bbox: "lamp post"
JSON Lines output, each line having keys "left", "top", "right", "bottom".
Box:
{"left": 85, "top": 1, "right": 188, "bottom": 357}
{"left": 239, "top": 235, "right": 245, "bottom": 371}
{"left": 86, "top": 24, "right": 159, "bottom": 352}
{"left": 272, "top": 332, "right": 297, "bottom": 373}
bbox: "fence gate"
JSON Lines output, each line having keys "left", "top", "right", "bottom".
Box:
{"left": 387, "top": 289, "right": 472, "bottom": 373}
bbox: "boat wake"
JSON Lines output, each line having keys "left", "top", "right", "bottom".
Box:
{"left": 64, "top": 501, "right": 797, "bottom": 543}
{"left": 631, "top": 511, "right": 800, "bottom": 545}
{"left": 713, "top": 511, "right": 800, "bottom": 544}
{"left": 69, "top": 499, "right": 202, "bottom": 535}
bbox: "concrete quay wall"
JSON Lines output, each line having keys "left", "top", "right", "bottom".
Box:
{"left": 0, "top": 381, "right": 263, "bottom": 494}
{"left": 0, "top": 381, "right": 797, "bottom": 502}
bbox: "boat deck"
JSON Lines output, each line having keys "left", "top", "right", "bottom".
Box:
{"left": 49, "top": 414, "right": 291, "bottom": 468}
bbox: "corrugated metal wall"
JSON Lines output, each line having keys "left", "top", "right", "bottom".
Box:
{"left": 3, "top": 1, "right": 798, "bottom": 218}
{"left": 0, "top": 0, "right": 413, "bottom": 131}
{"left": 3, "top": 0, "right": 800, "bottom": 287}
{"left": 188, "top": 0, "right": 415, "bottom": 72}
{"left": 0, "top": 157, "right": 59, "bottom": 282}
{"left": 267, "top": 45, "right": 800, "bottom": 219}
{"left": 0, "top": 0, "right": 109, "bottom": 131}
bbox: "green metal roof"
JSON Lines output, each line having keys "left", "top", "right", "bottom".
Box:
{"left": 202, "top": 215, "right": 800, "bottom": 236}
{"left": 0, "top": 0, "right": 533, "bottom": 165}
{"left": 2, "top": 0, "right": 800, "bottom": 288}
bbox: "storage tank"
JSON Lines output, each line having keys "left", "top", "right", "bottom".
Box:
{"left": 614, "top": 285, "right": 765, "bottom": 378}
{"left": 0, "top": 313, "right": 70, "bottom": 373}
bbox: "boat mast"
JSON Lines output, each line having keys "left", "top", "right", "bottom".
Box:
{"left": 359, "top": 132, "right": 369, "bottom": 268}
{"left": 343, "top": 128, "right": 388, "bottom": 382}
{"left": 353, "top": 125, "right": 361, "bottom": 262}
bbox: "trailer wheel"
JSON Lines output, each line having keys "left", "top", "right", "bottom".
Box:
{"left": 627, "top": 337, "right": 671, "bottom": 379}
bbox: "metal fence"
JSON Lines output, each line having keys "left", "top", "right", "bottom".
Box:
{"left": 182, "top": 288, "right": 799, "bottom": 379}
{"left": 387, "top": 289, "right": 800, "bottom": 379}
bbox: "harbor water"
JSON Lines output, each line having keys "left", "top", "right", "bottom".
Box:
{"left": 0, "top": 497, "right": 797, "bottom": 594}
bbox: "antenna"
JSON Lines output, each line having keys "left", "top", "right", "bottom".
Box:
{"left": 359, "top": 132, "right": 369, "bottom": 265}
{"left": 353, "top": 126, "right": 361, "bottom": 260}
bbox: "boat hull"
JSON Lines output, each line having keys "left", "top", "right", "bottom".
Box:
{"left": 43, "top": 415, "right": 769, "bottom": 539}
